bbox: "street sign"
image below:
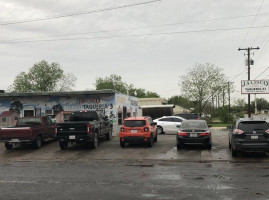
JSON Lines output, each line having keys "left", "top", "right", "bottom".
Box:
{"left": 241, "top": 80, "right": 269, "bottom": 94}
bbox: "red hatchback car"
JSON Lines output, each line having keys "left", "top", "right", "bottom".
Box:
{"left": 119, "top": 116, "right": 157, "bottom": 147}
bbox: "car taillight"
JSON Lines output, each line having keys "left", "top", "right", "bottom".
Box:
{"left": 87, "top": 124, "right": 91, "bottom": 134}
{"left": 120, "top": 127, "right": 125, "bottom": 132}
{"left": 200, "top": 132, "right": 210, "bottom": 136}
{"left": 54, "top": 125, "right": 57, "bottom": 135}
{"left": 144, "top": 127, "right": 149, "bottom": 132}
{"left": 178, "top": 131, "right": 188, "bottom": 136}
{"left": 234, "top": 129, "right": 244, "bottom": 134}
{"left": 265, "top": 129, "right": 269, "bottom": 134}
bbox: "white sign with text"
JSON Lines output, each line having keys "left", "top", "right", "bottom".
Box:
{"left": 241, "top": 80, "right": 269, "bottom": 94}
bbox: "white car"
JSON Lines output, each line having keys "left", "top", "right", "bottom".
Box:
{"left": 153, "top": 116, "right": 185, "bottom": 134}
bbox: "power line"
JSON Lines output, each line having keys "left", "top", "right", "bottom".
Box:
{"left": 3, "top": 25, "right": 269, "bottom": 44}
{"left": 239, "top": 0, "right": 265, "bottom": 47}
{"left": 4, "top": 12, "right": 269, "bottom": 43}
{"left": 0, "top": 0, "right": 161, "bottom": 26}
{"left": 255, "top": 66, "right": 269, "bottom": 79}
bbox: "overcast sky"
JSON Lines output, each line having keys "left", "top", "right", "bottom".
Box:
{"left": 0, "top": 0, "right": 269, "bottom": 103}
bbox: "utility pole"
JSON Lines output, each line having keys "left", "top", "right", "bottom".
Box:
{"left": 238, "top": 47, "right": 259, "bottom": 118}
{"left": 228, "top": 82, "right": 231, "bottom": 122}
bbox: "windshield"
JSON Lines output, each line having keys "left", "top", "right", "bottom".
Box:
{"left": 17, "top": 118, "right": 42, "bottom": 126}
{"left": 124, "top": 120, "right": 146, "bottom": 127}
{"left": 181, "top": 121, "right": 207, "bottom": 129}
{"left": 69, "top": 112, "right": 98, "bottom": 121}
{"left": 238, "top": 121, "right": 269, "bottom": 132}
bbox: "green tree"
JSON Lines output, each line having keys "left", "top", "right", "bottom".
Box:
{"left": 168, "top": 95, "right": 194, "bottom": 109}
{"left": 95, "top": 74, "right": 128, "bottom": 94}
{"left": 95, "top": 74, "right": 159, "bottom": 98}
{"left": 179, "top": 63, "right": 228, "bottom": 115}
{"left": 11, "top": 60, "right": 76, "bottom": 92}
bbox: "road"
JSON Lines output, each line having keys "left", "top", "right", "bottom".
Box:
{"left": 0, "top": 129, "right": 268, "bottom": 200}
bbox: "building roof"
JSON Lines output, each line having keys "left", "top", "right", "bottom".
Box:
{"left": 0, "top": 110, "right": 18, "bottom": 117}
{"left": 139, "top": 98, "right": 167, "bottom": 103}
{"left": 140, "top": 104, "right": 175, "bottom": 109}
{"left": 0, "top": 89, "right": 117, "bottom": 98}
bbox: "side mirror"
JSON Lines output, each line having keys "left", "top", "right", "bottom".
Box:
{"left": 227, "top": 125, "right": 232, "bottom": 130}
{"left": 208, "top": 125, "right": 212, "bottom": 128}
{"left": 176, "top": 125, "right": 181, "bottom": 128}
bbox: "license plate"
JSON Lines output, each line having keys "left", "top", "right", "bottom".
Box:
{"left": 10, "top": 139, "right": 20, "bottom": 143}
{"left": 251, "top": 135, "right": 258, "bottom": 139}
{"left": 69, "top": 135, "right": 76, "bottom": 139}
{"left": 190, "top": 133, "right": 197, "bottom": 137}
{"left": 131, "top": 130, "right": 137, "bottom": 133}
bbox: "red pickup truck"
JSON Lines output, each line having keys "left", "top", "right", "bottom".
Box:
{"left": 0, "top": 116, "right": 55, "bottom": 150}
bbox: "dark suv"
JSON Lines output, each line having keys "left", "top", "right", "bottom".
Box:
{"left": 174, "top": 113, "right": 200, "bottom": 120}
{"left": 228, "top": 118, "right": 269, "bottom": 157}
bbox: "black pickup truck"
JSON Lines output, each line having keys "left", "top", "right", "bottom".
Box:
{"left": 56, "top": 111, "right": 112, "bottom": 150}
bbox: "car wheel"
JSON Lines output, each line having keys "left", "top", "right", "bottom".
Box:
{"left": 120, "top": 141, "right": 125, "bottom": 148}
{"left": 231, "top": 146, "right": 237, "bottom": 157}
{"left": 207, "top": 143, "right": 212, "bottom": 150}
{"left": 228, "top": 141, "right": 231, "bottom": 149}
{"left": 106, "top": 128, "right": 112, "bottom": 140}
{"left": 156, "top": 126, "right": 163, "bottom": 134}
{"left": 148, "top": 135, "right": 153, "bottom": 147}
{"left": 5, "top": 142, "right": 13, "bottom": 150}
{"left": 177, "top": 144, "right": 183, "bottom": 150}
{"left": 91, "top": 132, "right": 98, "bottom": 149}
{"left": 59, "top": 141, "right": 68, "bottom": 150}
{"left": 34, "top": 136, "right": 42, "bottom": 149}
{"left": 154, "top": 133, "right": 158, "bottom": 142}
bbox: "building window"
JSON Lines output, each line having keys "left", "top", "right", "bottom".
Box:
{"left": 2, "top": 117, "right": 6, "bottom": 122}
{"left": 24, "top": 110, "right": 35, "bottom": 117}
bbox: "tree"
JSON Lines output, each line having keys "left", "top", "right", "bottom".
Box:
{"left": 11, "top": 60, "right": 76, "bottom": 92}
{"left": 95, "top": 74, "right": 159, "bottom": 98}
{"left": 95, "top": 74, "right": 128, "bottom": 94}
{"left": 179, "top": 63, "right": 228, "bottom": 115}
{"left": 168, "top": 95, "right": 194, "bottom": 109}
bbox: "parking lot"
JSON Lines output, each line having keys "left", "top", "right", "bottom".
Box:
{"left": 0, "top": 128, "right": 268, "bottom": 164}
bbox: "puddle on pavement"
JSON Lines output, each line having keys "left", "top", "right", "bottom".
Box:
{"left": 154, "top": 174, "right": 182, "bottom": 181}
{"left": 207, "top": 184, "right": 235, "bottom": 190}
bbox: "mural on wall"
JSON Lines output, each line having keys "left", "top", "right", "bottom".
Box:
{"left": 9, "top": 100, "right": 23, "bottom": 114}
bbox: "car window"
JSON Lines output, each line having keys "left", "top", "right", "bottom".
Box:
{"left": 159, "top": 118, "right": 173, "bottom": 122}
{"left": 238, "top": 121, "right": 269, "bottom": 132}
{"left": 173, "top": 118, "right": 182, "bottom": 122}
{"left": 17, "top": 118, "right": 42, "bottom": 126}
{"left": 124, "top": 120, "right": 146, "bottom": 127}
{"left": 69, "top": 112, "right": 99, "bottom": 121}
{"left": 181, "top": 121, "right": 207, "bottom": 129}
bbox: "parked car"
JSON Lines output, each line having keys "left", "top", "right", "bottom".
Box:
{"left": 56, "top": 111, "right": 112, "bottom": 150}
{"left": 174, "top": 113, "right": 200, "bottom": 120}
{"left": 177, "top": 120, "right": 212, "bottom": 149}
{"left": 228, "top": 118, "right": 269, "bottom": 157}
{"left": 153, "top": 116, "right": 185, "bottom": 134}
{"left": 0, "top": 116, "right": 55, "bottom": 150}
{"left": 119, "top": 116, "right": 157, "bottom": 147}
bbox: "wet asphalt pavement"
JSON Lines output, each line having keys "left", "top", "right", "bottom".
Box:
{"left": 0, "top": 129, "right": 269, "bottom": 199}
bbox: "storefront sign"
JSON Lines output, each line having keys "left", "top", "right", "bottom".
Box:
{"left": 241, "top": 80, "right": 269, "bottom": 94}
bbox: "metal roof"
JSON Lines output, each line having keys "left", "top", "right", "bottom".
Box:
{"left": 140, "top": 104, "right": 175, "bottom": 109}
{"left": 0, "top": 89, "right": 116, "bottom": 97}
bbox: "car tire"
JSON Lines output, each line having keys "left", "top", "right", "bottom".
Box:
{"left": 120, "top": 141, "right": 125, "bottom": 148}
{"left": 207, "top": 143, "right": 212, "bottom": 150}
{"left": 154, "top": 133, "right": 158, "bottom": 142}
{"left": 106, "top": 128, "right": 112, "bottom": 140}
{"left": 91, "top": 132, "right": 98, "bottom": 149}
{"left": 231, "top": 146, "right": 238, "bottom": 157}
{"left": 156, "top": 126, "right": 163, "bottom": 134}
{"left": 148, "top": 135, "right": 153, "bottom": 147}
{"left": 177, "top": 144, "right": 183, "bottom": 150}
{"left": 59, "top": 141, "right": 68, "bottom": 150}
{"left": 34, "top": 136, "right": 42, "bottom": 149}
{"left": 228, "top": 141, "right": 231, "bottom": 149}
{"left": 5, "top": 142, "right": 13, "bottom": 150}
